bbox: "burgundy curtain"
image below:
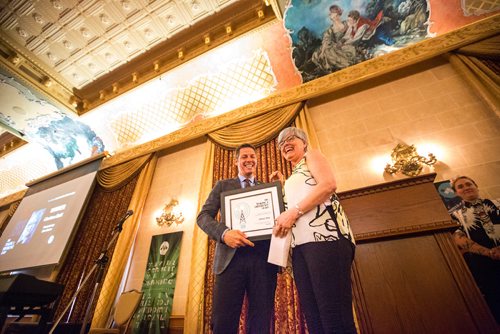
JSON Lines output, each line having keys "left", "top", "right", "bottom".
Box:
{"left": 53, "top": 173, "right": 140, "bottom": 323}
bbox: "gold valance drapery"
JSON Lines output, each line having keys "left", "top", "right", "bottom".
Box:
{"left": 448, "top": 34, "right": 500, "bottom": 116}
{"left": 97, "top": 154, "right": 153, "bottom": 190}
{"left": 207, "top": 102, "right": 304, "bottom": 148}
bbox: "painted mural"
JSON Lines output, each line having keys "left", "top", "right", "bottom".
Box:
{"left": 0, "top": 71, "right": 105, "bottom": 169}
{"left": 285, "top": 0, "right": 430, "bottom": 82}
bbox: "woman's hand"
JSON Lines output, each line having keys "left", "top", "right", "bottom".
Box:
{"left": 269, "top": 171, "right": 284, "bottom": 185}
{"left": 490, "top": 246, "right": 500, "bottom": 260}
{"left": 273, "top": 209, "right": 299, "bottom": 238}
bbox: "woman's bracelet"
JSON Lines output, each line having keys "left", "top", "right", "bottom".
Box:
{"left": 295, "top": 204, "right": 304, "bottom": 217}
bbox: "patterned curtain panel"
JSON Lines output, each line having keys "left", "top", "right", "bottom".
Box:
{"left": 53, "top": 155, "right": 151, "bottom": 324}
{"left": 185, "top": 141, "right": 215, "bottom": 334}
{"left": 91, "top": 154, "right": 157, "bottom": 328}
{"left": 449, "top": 34, "right": 500, "bottom": 115}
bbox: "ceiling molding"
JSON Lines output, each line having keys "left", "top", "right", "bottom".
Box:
{"left": 0, "top": 41, "right": 76, "bottom": 113}
{"left": 99, "top": 13, "right": 500, "bottom": 169}
{"left": 0, "top": 132, "right": 27, "bottom": 158}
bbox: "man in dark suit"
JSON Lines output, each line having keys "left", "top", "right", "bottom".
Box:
{"left": 197, "top": 143, "right": 278, "bottom": 334}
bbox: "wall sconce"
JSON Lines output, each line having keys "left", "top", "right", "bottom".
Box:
{"left": 384, "top": 143, "right": 437, "bottom": 177}
{"left": 156, "top": 199, "right": 184, "bottom": 227}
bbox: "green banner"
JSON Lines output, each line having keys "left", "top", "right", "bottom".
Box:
{"left": 132, "top": 231, "right": 183, "bottom": 334}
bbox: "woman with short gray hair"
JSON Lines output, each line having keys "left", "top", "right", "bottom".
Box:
{"left": 271, "top": 126, "right": 356, "bottom": 333}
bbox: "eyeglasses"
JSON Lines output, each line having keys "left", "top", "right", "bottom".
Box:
{"left": 278, "top": 135, "right": 298, "bottom": 148}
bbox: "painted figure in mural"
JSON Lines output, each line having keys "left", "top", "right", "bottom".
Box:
{"left": 197, "top": 144, "right": 278, "bottom": 334}
{"left": 311, "top": 5, "right": 356, "bottom": 73}
{"left": 342, "top": 10, "right": 386, "bottom": 46}
{"left": 450, "top": 176, "right": 500, "bottom": 323}
{"left": 285, "top": 0, "right": 429, "bottom": 82}
{"left": 271, "top": 127, "right": 356, "bottom": 334}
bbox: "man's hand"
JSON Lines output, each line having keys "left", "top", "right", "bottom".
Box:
{"left": 223, "top": 230, "right": 255, "bottom": 249}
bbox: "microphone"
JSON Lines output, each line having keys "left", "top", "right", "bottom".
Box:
{"left": 115, "top": 210, "right": 134, "bottom": 231}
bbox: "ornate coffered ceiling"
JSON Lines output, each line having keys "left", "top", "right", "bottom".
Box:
{"left": 0, "top": 0, "right": 276, "bottom": 115}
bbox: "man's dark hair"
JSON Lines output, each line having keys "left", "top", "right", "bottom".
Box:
{"left": 235, "top": 143, "right": 256, "bottom": 158}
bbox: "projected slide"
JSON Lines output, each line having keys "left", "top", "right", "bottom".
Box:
{"left": 0, "top": 171, "right": 97, "bottom": 273}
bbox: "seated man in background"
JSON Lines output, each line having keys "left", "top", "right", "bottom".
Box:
{"left": 450, "top": 176, "right": 500, "bottom": 324}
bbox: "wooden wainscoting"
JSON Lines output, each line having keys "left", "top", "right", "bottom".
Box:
{"left": 168, "top": 315, "right": 184, "bottom": 334}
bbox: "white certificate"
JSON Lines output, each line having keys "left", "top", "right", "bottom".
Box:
{"left": 220, "top": 181, "right": 284, "bottom": 241}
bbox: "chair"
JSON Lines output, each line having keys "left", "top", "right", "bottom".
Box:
{"left": 89, "top": 289, "right": 143, "bottom": 334}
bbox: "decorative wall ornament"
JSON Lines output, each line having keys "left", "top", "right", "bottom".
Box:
{"left": 16, "top": 28, "right": 28, "bottom": 38}
{"left": 33, "top": 13, "right": 45, "bottom": 25}
{"left": 42, "top": 78, "right": 53, "bottom": 87}
{"left": 51, "top": 0, "right": 63, "bottom": 10}
{"left": 384, "top": 143, "right": 437, "bottom": 177}
{"left": 156, "top": 199, "right": 184, "bottom": 227}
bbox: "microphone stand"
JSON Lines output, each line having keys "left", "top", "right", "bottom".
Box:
{"left": 49, "top": 215, "right": 129, "bottom": 334}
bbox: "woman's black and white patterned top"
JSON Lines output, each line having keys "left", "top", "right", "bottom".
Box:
{"left": 284, "top": 156, "right": 354, "bottom": 248}
{"left": 451, "top": 198, "right": 500, "bottom": 248}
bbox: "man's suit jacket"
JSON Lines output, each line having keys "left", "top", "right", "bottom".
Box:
{"left": 197, "top": 177, "right": 260, "bottom": 275}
